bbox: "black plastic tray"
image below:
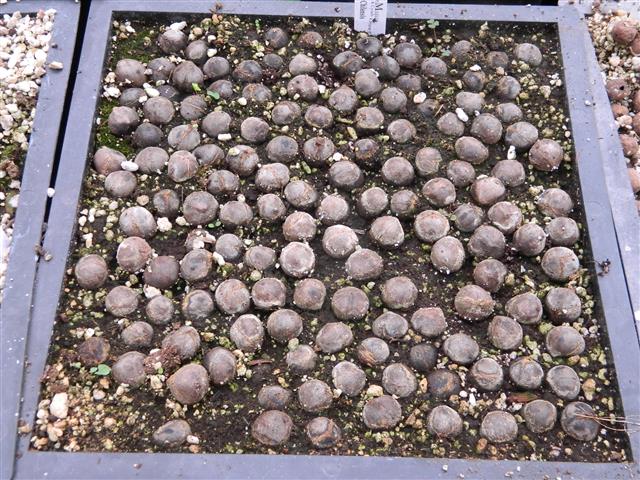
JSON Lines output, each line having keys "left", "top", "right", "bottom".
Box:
{"left": 0, "top": 1, "right": 79, "bottom": 479}
{"left": 8, "top": 1, "right": 640, "bottom": 479}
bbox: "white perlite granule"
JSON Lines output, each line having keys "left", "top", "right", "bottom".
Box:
{"left": 0, "top": 9, "right": 56, "bottom": 301}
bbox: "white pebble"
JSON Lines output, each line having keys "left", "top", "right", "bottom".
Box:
{"left": 540, "top": 85, "right": 552, "bottom": 99}
{"left": 413, "top": 92, "right": 426, "bottom": 104}
{"left": 218, "top": 133, "right": 232, "bottom": 141}
{"left": 169, "top": 21, "right": 187, "bottom": 31}
{"left": 144, "top": 285, "right": 161, "bottom": 299}
{"left": 455, "top": 107, "right": 469, "bottom": 122}
{"left": 104, "top": 86, "right": 121, "bottom": 98}
{"left": 121, "top": 161, "right": 139, "bottom": 172}
{"left": 212, "top": 251, "right": 226, "bottom": 266}
{"left": 145, "top": 87, "right": 159, "bottom": 98}
{"left": 49, "top": 393, "right": 69, "bottom": 419}
{"left": 507, "top": 145, "right": 516, "bottom": 160}
{"left": 366, "top": 384, "right": 383, "bottom": 397}
{"left": 0, "top": 115, "right": 13, "bottom": 131}
{"left": 157, "top": 217, "right": 172, "bottom": 232}
{"left": 9, "top": 194, "right": 19, "bottom": 208}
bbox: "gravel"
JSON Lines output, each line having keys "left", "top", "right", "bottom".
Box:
{"left": 0, "top": 8, "right": 55, "bottom": 299}
{"left": 588, "top": 9, "right": 640, "bottom": 214}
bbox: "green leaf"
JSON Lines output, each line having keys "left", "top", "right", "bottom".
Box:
{"left": 92, "top": 364, "right": 111, "bottom": 376}
{"left": 207, "top": 90, "right": 220, "bottom": 100}
{"left": 192, "top": 82, "right": 201, "bottom": 93}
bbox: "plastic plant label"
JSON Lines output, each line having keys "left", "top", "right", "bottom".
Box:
{"left": 354, "top": 0, "right": 388, "bottom": 36}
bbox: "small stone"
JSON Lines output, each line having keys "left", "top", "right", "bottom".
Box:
{"left": 78, "top": 337, "right": 110, "bottom": 366}
{"left": 546, "top": 365, "right": 580, "bottom": 400}
{"left": 469, "top": 357, "right": 503, "bottom": 391}
{"left": 315, "top": 322, "right": 353, "bottom": 353}
{"left": 357, "top": 337, "right": 390, "bottom": 366}
{"left": 509, "top": 357, "right": 544, "bottom": 390}
{"left": 480, "top": 411, "right": 518, "bottom": 443}
{"left": 561, "top": 402, "right": 598, "bottom": 441}
{"left": 454, "top": 285, "right": 494, "bottom": 321}
{"left": 546, "top": 325, "right": 585, "bottom": 357}
{"left": 167, "top": 364, "right": 209, "bottom": 405}
{"left": 332, "top": 361, "right": 366, "bottom": 397}
{"left": 427, "top": 405, "right": 463, "bottom": 438}
{"left": 203, "top": 347, "right": 236, "bottom": 385}
{"left": 382, "top": 363, "right": 417, "bottom": 398}
{"left": 409, "top": 343, "right": 438, "bottom": 372}
{"left": 306, "top": 417, "right": 342, "bottom": 449}
{"left": 380, "top": 276, "right": 417, "bottom": 310}
{"left": 252, "top": 410, "right": 293, "bottom": 446}
{"left": 487, "top": 316, "right": 523, "bottom": 351}
{"left": 443, "top": 333, "right": 479, "bottom": 365}
{"left": 298, "top": 379, "right": 333, "bottom": 412}
{"left": 362, "top": 395, "right": 402, "bottom": 430}
{"left": 230, "top": 314, "right": 265, "bottom": 353}
{"left": 49, "top": 393, "right": 69, "bottom": 419}
{"left": 427, "top": 369, "right": 461, "bottom": 398}
{"left": 258, "top": 385, "right": 292, "bottom": 410}
{"left": 153, "top": 419, "right": 191, "bottom": 447}
{"left": 582, "top": 378, "right": 597, "bottom": 401}
{"left": 523, "top": 399, "right": 557, "bottom": 433}
{"left": 372, "top": 311, "right": 409, "bottom": 341}
{"left": 331, "top": 287, "right": 369, "bottom": 321}
{"left": 286, "top": 344, "right": 318, "bottom": 373}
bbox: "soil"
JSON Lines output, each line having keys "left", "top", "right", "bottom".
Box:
{"left": 31, "top": 13, "right": 630, "bottom": 463}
